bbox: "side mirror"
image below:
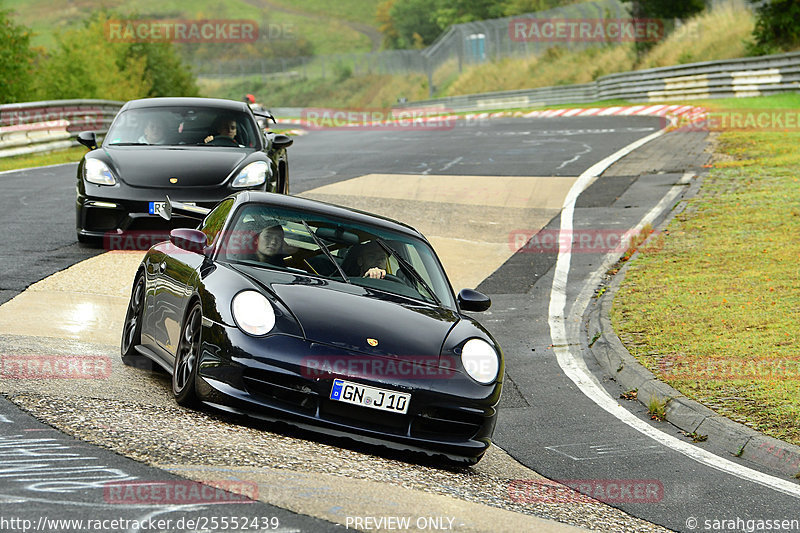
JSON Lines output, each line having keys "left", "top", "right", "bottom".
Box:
{"left": 457, "top": 288, "right": 491, "bottom": 312}
{"left": 272, "top": 133, "right": 293, "bottom": 150}
{"left": 169, "top": 228, "right": 207, "bottom": 254}
{"left": 77, "top": 131, "right": 97, "bottom": 150}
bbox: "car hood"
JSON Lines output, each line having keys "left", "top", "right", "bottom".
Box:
{"left": 103, "top": 146, "right": 250, "bottom": 187}
{"left": 234, "top": 266, "right": 459, "bottom": 361}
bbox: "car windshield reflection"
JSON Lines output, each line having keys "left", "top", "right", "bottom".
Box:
{"left": 220, "top": 204, "right": 455, "bottom": 308}
{"left": 105, "top": 106, "right": 259, "bottom": 149}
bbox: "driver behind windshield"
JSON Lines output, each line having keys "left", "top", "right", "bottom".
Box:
{"left": 204, "top": 115, "right": 238, "bottom": 144}
{"left": 256, "top": 225, "right": 288, "bottom": 267}
{"left": 351, "top": 241, "right": 388, "bottom": 279}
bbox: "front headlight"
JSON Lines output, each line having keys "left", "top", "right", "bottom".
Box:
{"left": 461, "top": 338, "right": 499, "bottom": 384}
{"left": 231, "top": 290, "right": 275, "bottom": 336}
{"left": 84, "top": 159, "right": 116, "bottom": 186}
{"left": 231, "top": 161, "right": 268, "bottom": 188}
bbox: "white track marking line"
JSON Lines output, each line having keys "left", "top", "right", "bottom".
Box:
{"left": 548, "top": 131, "right": 800, "bottom": 499}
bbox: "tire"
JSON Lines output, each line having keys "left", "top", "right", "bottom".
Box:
{"left": 120, "top": 273, "right": 146, "bottom": 366}
{"left": 173, "top": 301, "right": 202, "bottom": 406}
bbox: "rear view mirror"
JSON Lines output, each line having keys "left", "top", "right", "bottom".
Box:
{"left": 272, "top": 134, "right": 293, "bottom": 150}
{"left": 457, "top": 288, "right": 491, "bottom": 312}
{"left": 169, "top": 228, "right": 207, "bottom": 254}
{"left": 77, "top": 131, "right": 97, "bottom": 150}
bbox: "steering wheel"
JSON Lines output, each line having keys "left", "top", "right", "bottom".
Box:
{"left": 383, "top": 273, "right": 407, "bottom": 285}
{"left": 207, "top": 136, "right": 239, "bottom": 147}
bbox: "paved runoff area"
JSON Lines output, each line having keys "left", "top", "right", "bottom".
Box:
{"left": 0, "top": 173, "right": 670, "bottom": 532}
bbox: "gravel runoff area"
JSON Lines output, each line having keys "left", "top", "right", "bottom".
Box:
{"left": 0, "top": 237, "right": 671, "bottom": 532}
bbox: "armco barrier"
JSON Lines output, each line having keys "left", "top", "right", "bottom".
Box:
{"left": 0, "top": 100, "right": 122, "bottom": 158}
{"left": 3, "top": 50, "right": 800, "bottom": 158}
{"left": 394, "top": 50, "right": 800, "bottom": 113}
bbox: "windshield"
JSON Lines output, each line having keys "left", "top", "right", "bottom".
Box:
{"left": 219, "top": 204, "right": 455, "bottom": 308}
{"left": 105, "top": 106, "right": 260, "bottom": 149}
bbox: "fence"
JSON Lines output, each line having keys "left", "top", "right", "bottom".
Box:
{"left": 2, "top": 50, "right": 800, "bottom": 158}
{"left": 0, "top": 100, "right": 122, "bottom": 158}
{"left": 192, "top": 0, "right": 628, "bottom": 87}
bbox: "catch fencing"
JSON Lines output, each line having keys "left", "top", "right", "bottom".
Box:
{"left": 394, "top": 51, "right": 800, "bottom": 113}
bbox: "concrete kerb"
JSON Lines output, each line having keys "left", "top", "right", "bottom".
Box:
{"left": 583, "top": 175, "right": 800, "bottom": 480}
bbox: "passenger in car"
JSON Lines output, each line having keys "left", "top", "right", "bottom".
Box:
{"left": 256, "top": 225, "right": 289, "bottom": 267}
{"left": 138, "top": 116, "right": 167, "bottom": 144}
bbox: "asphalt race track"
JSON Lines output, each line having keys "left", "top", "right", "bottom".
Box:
{"left": 1, "top": 115, "right": 798, "bottom": 532}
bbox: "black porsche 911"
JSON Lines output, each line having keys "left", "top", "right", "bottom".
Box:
{"left": 121, "top": 192, "right": 503, "bottom": 464}
{"left": 75, "top": 97, "right": 293, "bottom": 243}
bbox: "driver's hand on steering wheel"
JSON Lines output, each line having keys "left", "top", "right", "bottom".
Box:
{"left": 364, "top": 267, "right": 386, "bottom": 279}
{"left": 203, "top": 135, "right": 214, "bottom": 143}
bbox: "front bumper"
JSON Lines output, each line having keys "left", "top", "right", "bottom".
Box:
{"left": 195, "top": 322, "right": 502, "bottom": 462}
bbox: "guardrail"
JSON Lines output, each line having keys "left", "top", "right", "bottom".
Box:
{"left": 394, "top": 50, "right": 800, "bottom": 112}
{"left": 3, "top": 50, "right": 800, "bottom": 159}
{"left": 0, "top": 100, "right": 122, "bottom": 158}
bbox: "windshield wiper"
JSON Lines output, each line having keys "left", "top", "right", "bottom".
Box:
{"left": 301, "top": 220, "right": 349, "bottom": 283}
{"left": 374, "top": 238, "right": 441, "bottom": 306}
{"left": 108, "top": 142, "right": 149, "bottom": 146}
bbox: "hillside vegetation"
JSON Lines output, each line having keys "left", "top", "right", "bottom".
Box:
{"left": 203, "top": 2, "right": 758, "bottom": 107}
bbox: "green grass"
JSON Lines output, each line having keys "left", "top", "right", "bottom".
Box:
{"left": 611, "top": 94, "right": 800, "bottom": 445}
{"left": 0, "top": 146, "right": 86, "bottom": 172}
{"left": 6, "top": 0, "right": 374, "bottom": 55}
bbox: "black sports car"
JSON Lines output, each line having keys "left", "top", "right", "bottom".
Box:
{"left": 121, "top": 192, "right": 503, "bottom": 464}
{"left": 76, "top": 97, "right": 293, "bottom": 243}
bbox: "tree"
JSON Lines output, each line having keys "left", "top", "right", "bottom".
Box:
{"left": 0, "top": 9, "right": 34, "bottom": 103}
{"left": 626, "top": 0, "right": 705, "bottom": 20}
{"left": 388, "top": 0, "right": 443, "bottom": 48}
{"left": 748, "top": 0, "right": 800, "bottom": 55}
{"left": 31, "top": 12, "right": 198, "bottom": 100}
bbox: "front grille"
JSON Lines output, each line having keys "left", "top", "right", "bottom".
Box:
{"left": 411, "top": 407, "right": 483, "bottom": 440}
{"left": 85, "top": 209, "right": 123, "bottom": 231}
{"left": 242, "top": 368, "right": 318, "bottom": 415}
{"left": 320, "top": 399, "right": 409, "bottom": 434}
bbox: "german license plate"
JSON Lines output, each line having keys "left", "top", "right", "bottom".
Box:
{"left": 149, "top": 201, "right": 194, "bottom": 215}
{"left": 330, "top": 379, "right": 410, "bottom": 414}
{"left": 149, "top": 201, "right": 166, "bottom": 215}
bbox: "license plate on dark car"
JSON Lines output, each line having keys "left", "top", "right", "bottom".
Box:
{"left": 330, "top": 379, "right": 410, "bottom": 414}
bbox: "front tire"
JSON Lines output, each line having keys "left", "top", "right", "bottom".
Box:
{"left": 173, "top": 302, "right": 202, "bottom": 406}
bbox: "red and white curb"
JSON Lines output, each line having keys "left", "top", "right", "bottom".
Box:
{"left": 274, "top": 104, "right": 708, "bottom": 131}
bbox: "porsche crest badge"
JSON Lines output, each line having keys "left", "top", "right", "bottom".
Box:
{"left": 169, "top": 177, "right": 178, "bottom": 184}
{"left": 367, "top": 338, "right": 379, "bottom": 347}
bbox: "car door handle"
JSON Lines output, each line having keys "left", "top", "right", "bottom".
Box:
{"left": 159, "top": 262, "right": 167, "bottom": 273}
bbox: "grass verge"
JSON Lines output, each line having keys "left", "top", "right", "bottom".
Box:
{"left": 0, "top": 146, "right": 86, "bottom": 173}
{"left": 611, "top": 97, "right": 800, "bottom": 446}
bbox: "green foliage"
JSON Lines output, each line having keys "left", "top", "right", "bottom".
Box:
{"left": 386, "top": 0, "right": 442, "bottom": 48}
{"left": 747, "top": 0, "right": 800, "bottom": 55}
{"left": 624, "top": 0, "right": 705, "bottom": 20}
{"left": 0, "top": 8, "right": 34, "bottom": 103}
{"left": 29, "top": 12, "right": 197, "bottom": 101}
{"left": 380, "top": 0, "right": 581, "bottom": 49}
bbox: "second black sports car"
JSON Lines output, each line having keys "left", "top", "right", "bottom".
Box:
{"left": 76, "top": 97, "right": 293, "bottom": 243}
{"left": 121, "top": 192, "right": 503, "bottom": 464}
